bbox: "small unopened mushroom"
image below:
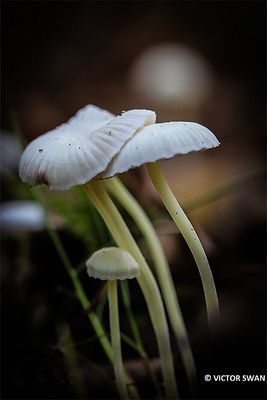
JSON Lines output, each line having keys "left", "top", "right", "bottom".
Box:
{"left": 86, "top": 247, "right": 140, "bottom": 399}
{"left": 101, "top": 120, "right": 220, "bottom": 324}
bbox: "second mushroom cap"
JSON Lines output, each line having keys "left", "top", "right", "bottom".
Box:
{"left": 86, "top": 247, "right": 140, "bottom": 281}
{"left": 101, "top": 121, "right": 220, "bottom": 178}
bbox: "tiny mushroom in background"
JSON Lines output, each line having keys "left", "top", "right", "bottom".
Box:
{"left": 86, "top": 247, "right": 140, "bottom": 399}
{"left": 0, "top": 200, "right": 46, "bottom": 288}
{"left": 101, "top": 119, "right": 220, "bottom": 324}
{"left": 0, "top": 200, "right": 45, "bottom": 233}
{"left": 129, "top": 43, "right": 213, "bottom": 107}
{"left": 19, "top": 105, "right": 178, "bottom": 399}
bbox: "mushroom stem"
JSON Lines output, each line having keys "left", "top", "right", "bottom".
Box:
{"left": 108, "top": 280, "right": 129, "bottom": 399}
{"left": 85, "top": 180, "right": 178, "bottom": 400}
{"left": 146, "top": 161, "right": 219, "bottom": 325}
{"left": 106, "top": 176, "right": 196, "bottom": 384}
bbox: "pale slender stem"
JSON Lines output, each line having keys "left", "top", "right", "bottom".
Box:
{"left": 85, "top": 181, "right": 178, "bottom": 399}
{"left": 106, "top": 177, "right": 196, "bottom": 384}
{"left": 108, "top": 280, "right": 129, "bottom": 399}
{"left": 147, "top": 161, "right": 219, "bottom": 325}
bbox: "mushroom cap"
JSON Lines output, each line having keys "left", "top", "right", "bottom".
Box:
{"left": 0, "top": 201, "right": 45, "bottom": 232}
{"left": 19, "top": 105, "right": 156, "bottom": 191}
{"left": 101, "top": 121, "right": 220, "bottom": 178}
{"left": 86, "top": 247, "right": 140, "bottom": 281}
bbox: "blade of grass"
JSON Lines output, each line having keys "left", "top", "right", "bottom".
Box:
{"left": 96, "top": 287, "right": 108, "bottom": 320}
{"left": 31, "top": 186, "right": 113, "bottom": 362}
{"left": 120, "top": 280, "right": 143, "bottom": 347}
{"left": 120, "top": 281, "right": 161, "bottom": 395}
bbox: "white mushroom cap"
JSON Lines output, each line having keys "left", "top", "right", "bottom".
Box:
{"left": 86, "top": 247, "right": 140, "bottom": 281}
{"left": 101, "top": 121, "right": 220, "bottom": 178}
{"left": 19, "top": 105, "right": 156, "bottom": 191}
{"left": 0, "top": 201, "right": 45, "bottom": 232}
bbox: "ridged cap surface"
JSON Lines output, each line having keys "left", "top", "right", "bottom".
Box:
{"left": 101, "top": 121, "right": 220, "bottom": 178}
{"left": 86, "top": 247, "right": 140, "bottom": 281}
{"left": 19, "top": 105, "right": 156, "bottom": 190}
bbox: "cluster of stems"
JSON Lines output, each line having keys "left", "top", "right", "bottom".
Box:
{"left": 39, "top": 165, "right": 220, "bottom": 399}
{"left": 39, "top": 166, "right": 219, "bottom": 399}
{"left": 85, "top": 180, "right": 179, "bottom": 399}
{"left": 106, "top": 177, "right": 196, "bottom": 385}
{"left": 83, "top": 161, "right": 219, "bottom": 399}
{"left": 18, "top": 109, "right": 219, "bottom": 399}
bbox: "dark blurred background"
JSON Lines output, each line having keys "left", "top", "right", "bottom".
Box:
{"left": 1, "top": 1, "right": 266, "bottom": 399}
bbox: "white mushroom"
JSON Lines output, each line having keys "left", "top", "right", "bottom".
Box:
{"left": 18, "top": 105, "right": 178, "bottom": 398}
{"left": 101, "top": 120, "right": 220, "bottom": 324}
{"left": 86, "top": 247, "right": 140, "bottom": 399}
{"left": 86, "top": 247, "right": 140, "bottom": 281}
{"left": 19, "top": 105, "right": 155, "bottom": 190}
